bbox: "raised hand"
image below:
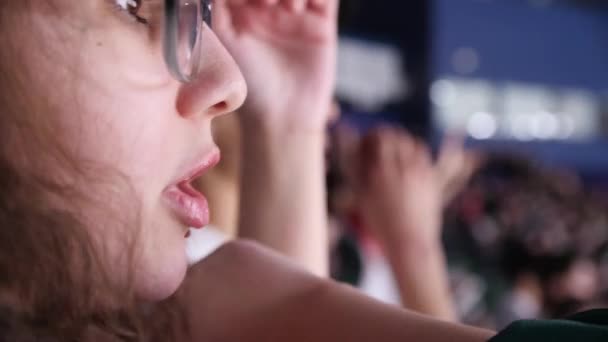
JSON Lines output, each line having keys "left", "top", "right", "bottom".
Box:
{"left": 356, "top": 127, "right": 457, "bottom": 320}
{"left": 214, "top": 0, "right": 339, "bottom": 131}
{"left": 358, "top": 127, "right": 443, "bottom": 245}
{"left": 436, "top": 137, "right": 481, "bottom": 206}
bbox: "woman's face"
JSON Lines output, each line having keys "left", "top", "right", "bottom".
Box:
{"left": 9, "top": 1, "right": 247, "bottom": 300}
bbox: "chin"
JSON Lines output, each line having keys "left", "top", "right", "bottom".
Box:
{"left": 135, "top": 240, "right": 189, "bottom": 301}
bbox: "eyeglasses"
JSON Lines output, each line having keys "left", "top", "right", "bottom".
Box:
{"left": 164, "top": 0, "right": 213, "bottom": 83}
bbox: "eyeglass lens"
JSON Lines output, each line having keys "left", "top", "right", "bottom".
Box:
{"left": 176, "top": 0, "right": 202, "bottom": 78}
{"left": 165, "top": 0, "right": 214, "bottom": 82}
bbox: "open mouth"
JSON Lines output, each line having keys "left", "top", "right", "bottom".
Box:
{"left": 163, "top": 150, "right": 220, "bottom": 230}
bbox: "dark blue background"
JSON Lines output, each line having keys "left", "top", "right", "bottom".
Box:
{"left": 338, "top": 0, "right": 608, "bottom": 177}
{"left": 434, "top": 0, "right": 608, "bottom": 91}
{"left": 432, "top": 0, "right": 608, "bottom": 176}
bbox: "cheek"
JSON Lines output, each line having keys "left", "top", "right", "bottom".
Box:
{"left": 86, "top": 23, "right": 171, "bottom": 88}
{"left": 72, "top": 90, "right": 177, "bottom": 178}
{"left": 72, "top": 27, "right": 178, "bottom": 174}
{"left": 20, "top": 12, "right": 191, "bottom": 300}
{"left": 60, "top": 93, "right": 192, "bottom": 299}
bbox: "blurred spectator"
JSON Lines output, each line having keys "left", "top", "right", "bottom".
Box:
{"left": 444, "top": 154, "right": 608, "bottom": 329}
{"left": 327, "top": 125, "right": 608, "bottom": 329}
{"left": 327, "top": 124, "right": 478, "bottom": 321}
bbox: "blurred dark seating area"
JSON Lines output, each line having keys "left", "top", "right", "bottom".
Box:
{"left": 444, "top": 154, "right": 608, "bottom": 328}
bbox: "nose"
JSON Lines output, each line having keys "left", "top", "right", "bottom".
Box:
{"left": 175, "top": 26, "right": 247, "bottom": 119}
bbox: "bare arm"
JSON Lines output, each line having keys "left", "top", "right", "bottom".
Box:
{"left": 238, "top": 124, "right": 328, "bottom": 276}
{"left": 180, "top": 240, "right": 494, "bottom": 342}
{"left": 358, "top": 128, "right": 457, "bottom": 320}
{"left": 214, "top": 0, "right": 339, "bottom": 276}
{"left": 385, "top": 234, "right": 456, "bottom": 320}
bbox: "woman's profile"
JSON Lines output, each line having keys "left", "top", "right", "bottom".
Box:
{"left": 0, "top": 1, "right": 605, "bottom": 341}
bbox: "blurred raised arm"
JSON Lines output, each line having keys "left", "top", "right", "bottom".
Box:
{"left": 357, "top": 127, "right": 457, "bottom": 320}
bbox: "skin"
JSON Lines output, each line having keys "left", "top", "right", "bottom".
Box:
{"left": 4, "top": 1, "right": 497, "bottom": 340}
{"left": 358, "top": 127, "right": 457, "bottom": 320}
{"left": 213, "top": 0, "right": 339, "bottom": 276}
{"left": 216, "top": 0, "right": 337, "bottom": 131}
{"left": 182, "top": 2, "right": 493, "bottom": 340}
{"left": 327, "top": 126, "right": 476, "bottom": 320}
{"left": 4, "top": 0, "right": 246, "bottom": 300}
{"left": 180, "top": 240, "right": 496, "bottom": 342}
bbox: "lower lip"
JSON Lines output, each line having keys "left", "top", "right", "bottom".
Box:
{"left": 164, "top": 182, "right": 210, "bottom": 229}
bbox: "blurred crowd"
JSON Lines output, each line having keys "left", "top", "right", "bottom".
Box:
{"left": 444, "top": 155, "right": 608, "bottom": 328}
{"left": 324, "top": 122, "right": 608, "bottom": 329}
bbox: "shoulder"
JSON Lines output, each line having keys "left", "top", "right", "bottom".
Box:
{"left": 176, "top": 240, "right": 327, "bottom": 341}
{"left": 186, "top": 239, "right": 321, "bottom": 292}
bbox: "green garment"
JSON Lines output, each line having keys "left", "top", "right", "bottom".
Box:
{"left": 490, "top": 310, "right": 608, "bottom": 341}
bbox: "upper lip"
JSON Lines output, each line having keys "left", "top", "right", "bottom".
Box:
{"left": 174, "top": 148, "right": 221, "bottom": 186}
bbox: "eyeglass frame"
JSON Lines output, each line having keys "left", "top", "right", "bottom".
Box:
{"left": 163, "top": 0, "right": 213, "bottom": 83}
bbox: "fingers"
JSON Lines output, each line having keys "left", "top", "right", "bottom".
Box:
{"left": 437, "top": 136, "right": 472, "bottom": 183}
{"left": 223, "top": 0, "right": 338, "bottom": 15}
{"left": 371, "top": 126, "right": 426, "bottom": 168}
{"left": 308, "top": 0, "right": 339, "bottom": 15}
{"left": 213, "top": 0, "right": 234, "bottom": 34}
{"left": 285, "top": 0, "right": 307, "bottom": 12}
{"left": 394, "top": 127, "right": 421, "bottom": 169}
{"left": 436, "top": 136, "right": 486, "bottom": 204}
{"left": 359, "top": 126, "right": 391, "bottom": 170}
{"left": 327, "top": 100, "right": 341, "bottom": 125}
{"left": 359, "top": 125, "right": 432, "bottom": 187}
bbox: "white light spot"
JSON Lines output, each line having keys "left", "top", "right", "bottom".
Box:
{"left": 510, "top": 114, "right": 534, "bottom": 141}
{"left": 531, "top": 111, "right": 559, "bottom": 140}
{"left": 431, "top": 79, "right": 457, "bottom": 107}
{"left": 467, "top": 111, "right": 497, "bottom": 140}
{"left": 336, "top": 38, "right": 408, "bottom": 111}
